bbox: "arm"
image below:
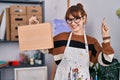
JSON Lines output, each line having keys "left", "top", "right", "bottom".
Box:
{"left": 51, "top": 60, "right": 56, "bottom": 80}
{"left": 98, "top": 18, "right": 114, "bottom": 66}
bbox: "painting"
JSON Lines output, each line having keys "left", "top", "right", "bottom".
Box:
{"left": 14, "top": 66, "right": 47, "bottom": 80}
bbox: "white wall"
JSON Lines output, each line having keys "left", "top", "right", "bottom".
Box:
{"left": 0, "top": 0, "right": 120, "bottom": 80}
{"left": 44, "top": 0, "right": 67, "bottom": 22}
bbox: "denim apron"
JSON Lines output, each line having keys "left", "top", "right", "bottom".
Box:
{"left": 54, "top": 32, "right": 90, "bottom": 80}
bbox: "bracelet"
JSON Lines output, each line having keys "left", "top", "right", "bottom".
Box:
{"left": 103, "top": 36, "right": 111, "bottom": 40}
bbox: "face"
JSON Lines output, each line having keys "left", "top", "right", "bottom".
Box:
{"left": 66, "top": 13, "right": 85, "bottom": 33}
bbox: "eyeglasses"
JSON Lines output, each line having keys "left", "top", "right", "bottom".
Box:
{"left": 66, "top": 17, "right": 82, "bottom": 24}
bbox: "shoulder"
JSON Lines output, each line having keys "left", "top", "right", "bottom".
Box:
{"left": 87, "top": 35, "right": 99, "bottom": 44}
{"left": 54, "top": 32, "right": 70, "bottom": 41}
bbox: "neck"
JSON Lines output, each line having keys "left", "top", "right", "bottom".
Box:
{"left": 73, "top": 28, "right": 84, "bottom": 35}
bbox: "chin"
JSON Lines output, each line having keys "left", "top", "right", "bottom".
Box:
{"left": 72, "top": 28, "right": 79, "bottom": 32}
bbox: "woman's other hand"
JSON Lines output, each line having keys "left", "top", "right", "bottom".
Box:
{"left": 29, "top": 16, "right": 39, "bottom": 25}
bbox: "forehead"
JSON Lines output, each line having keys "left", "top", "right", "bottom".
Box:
{"left": 69, "top": 14, "right": 74, "bottom": 18}
{"left": 68, "top": 13, "right": 81, "bottom": 18}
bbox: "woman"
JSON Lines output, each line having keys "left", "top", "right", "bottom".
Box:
{"left": 49, "top": 3, "right": 114, "bottom": 80}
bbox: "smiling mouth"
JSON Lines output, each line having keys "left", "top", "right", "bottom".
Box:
{"left": 72, "top": 26, "right": 78, "bottom": 29}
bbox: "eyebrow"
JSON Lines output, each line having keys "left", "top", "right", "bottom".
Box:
{"left": 68, "top": 16, "right": 82, "bottom": 19}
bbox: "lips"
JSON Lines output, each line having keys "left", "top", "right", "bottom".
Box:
{"left": 71, "top": 25, "right": 78, "bottom": 29}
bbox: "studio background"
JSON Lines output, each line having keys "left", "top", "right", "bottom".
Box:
{"left": 0, "top": 0, "right": 120, "bottom": 80}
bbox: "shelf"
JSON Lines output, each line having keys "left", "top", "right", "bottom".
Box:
{"left": 0, "top": 64, "right": 45, "bottom": 69}
{"left": 0, "top": 65, "right": 47, "bottom": 80}
{"left": 0, "top": 0, "right": 44, "bottom": 4}
{"left": 0, "top": 2, "right": 46, "bottom": 80}
{"left": 0, "top": 40, "right": 18, "bottom": 43}
{"left": 0, "top": 0, "right": 45, "bottom": 42}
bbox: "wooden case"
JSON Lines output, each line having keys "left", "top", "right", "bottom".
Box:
{"left": 10, "top": 5, "right": 26, "bottom": 15}
{"left": 11, "top": 15, "right": 27, "bottom": 24}
{"left": 18, "top": 23, "right": 53, "bottom": 51}
{"left": 27, "top": 6, "right": 42, "bottom": 15}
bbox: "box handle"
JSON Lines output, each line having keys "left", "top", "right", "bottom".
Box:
{"left": 31, "top": 10, "right": 38, "bottom": 13}
{"left": 14, "top": 9, "right": 22, "bottom": 13}
{"left": 15, "top": 18, "right": 23, "bottom": 21}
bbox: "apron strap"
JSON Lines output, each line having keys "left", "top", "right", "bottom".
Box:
{"left": 66, "top": 32, "right": 73, "bottom": 47}
{"left": 84, "top": 30, "right": 89, "bottom": 53}
{"left": 66, "top": 31, "right": 89, "bottom": 53}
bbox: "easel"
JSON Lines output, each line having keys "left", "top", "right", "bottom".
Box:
{"left": 0, "top": 11, "right": 4, "bottom": 25}
{"left": 67, "top": 0, "right": 70, "bottom": 8}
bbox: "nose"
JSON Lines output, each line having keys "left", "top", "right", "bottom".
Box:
{"left": 71, "top": 20, "right": 76, "bottom": 25}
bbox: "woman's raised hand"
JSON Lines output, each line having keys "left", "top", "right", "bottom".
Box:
{"left": 101, "top": 18, "right": 110, "bottom": 43}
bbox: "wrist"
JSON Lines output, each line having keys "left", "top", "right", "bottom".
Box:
{"left": 103, "top": 36, "right": 111, "bottom": 40}
{"left": 103, "top": 39, "right": 110, "bottom": 43}
{"left": 103, "top": 36, "right": 111, "bottom": 43}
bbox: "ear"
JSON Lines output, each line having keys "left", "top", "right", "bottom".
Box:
{"left": 83, "top": 16, "right": 87, "bottom": 24}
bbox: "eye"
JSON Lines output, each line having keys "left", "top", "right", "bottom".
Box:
{"left": 68, "top": 18, "right": 74, "bottom": 21}
{"left": 75, "top": 17, "right": 82, "bottom": 20}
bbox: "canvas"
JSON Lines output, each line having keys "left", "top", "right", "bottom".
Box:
{"left": 18, "top": 23, "right": 54, "bottom": 51}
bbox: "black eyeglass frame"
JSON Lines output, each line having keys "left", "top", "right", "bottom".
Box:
{"left": 66, "top": 16, "right": 82, "bottom": 24}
